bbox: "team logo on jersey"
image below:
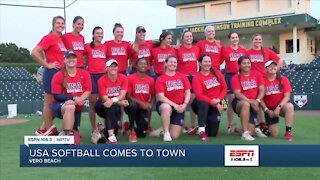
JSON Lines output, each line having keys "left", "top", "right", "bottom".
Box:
{"left": 294, "top": 95, "right": 308, "bottom": 108}
{"left": 249, "top": 55, "right": 264, "bottom": 62}
{"left": 165, "top": 80, "right": 184, "bottom": 91}
{"left": 182, "top": 53, "right": 196, "bottom": 62}
{"left": 135, "top": 84, "right": 149, "bottom": 94}
{"left": 138, "top": 49, "right": 151, "bottom": 58}
{"left": 58, "top": 43, "right": 67, "bottom": 52}
{"left": 204, "top": 78, "right": 220, "bottom": 89}
{"left": 66, "top": 82, "right": 83, "bottom": 93}
{"left": 72, "top": 42, "right": 84, "bottom": 50}
{"left": 205, "top": 44, "right": 219, "bottom": 53}
{"left": 241, "top": 80, "right": 257, "bottom": 90}
{"left": 92, "top": 50, "right": 106, "bottom": 58}
{"left": 107, "top": 86, "right": 120, "bottom": 97}
{"left": 157, "top": 54, "right": 170, "bottom": 62}
{"left": 265, "top": 84, "right": 281, "bottom": 95}
{"left": 229, "top": 53, "right": 243, "bottom": 62}
{"left": 111, "top": 47, "right": 126, "bottom": 56}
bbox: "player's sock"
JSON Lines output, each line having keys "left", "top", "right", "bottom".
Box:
{"left": 285, "top": 126, "right": 292, "bottom": 132}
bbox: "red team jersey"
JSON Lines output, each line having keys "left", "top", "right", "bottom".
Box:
{"left": 177, "top": 45, "right": 200, "bottom": 76}
{"left": 97, "top": 73, "right": 128, "bottom": 100}
{"left": 130, "top": 40, "right": 153, "bottom": 70}
{"left": 51, "top": 69, "right": 92, "bottom": 111}
{"left": 247, "top": 48, "right": 280, "bottom": 74}
{"left": 37, "top": 33, "right": 67, "bottom": 68}
{"left": 231, "top": 70, "right": 264, "bottom": 99}
{"left": 127, "top": 73, "right": 155, "bottom": 108}
{"left": 104, "top": 40, "right": 131, "bottom": 73}
{"left": 84, "top": 43, "right": 107, "bottom": 74}
{"left": 62, "top": 32, "right": 85, "bottom": 67}
{"left": 155, "top": 72, "right": 191, "bottom": 104}
{"left": 196, "top": 40, "right": 223, "bottom": 69}
{"left": 221, "top": 46, "right": 247, "bottom": 73}
{"left": 264, "top": 75, "right": 291, "bottom": 109}
{"left": 192, "top": 71, "right": 227, "bottom": 107}
{"left": 152, "top": 46, "right": 177, "bottom": 75}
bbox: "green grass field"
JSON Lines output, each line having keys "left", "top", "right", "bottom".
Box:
{"left": 1, "top": 112, "right": 320, "bottom": 180}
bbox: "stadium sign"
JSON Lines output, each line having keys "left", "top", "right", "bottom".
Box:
{"left": 294, "top": 95, "right": 308, "bottom": 108}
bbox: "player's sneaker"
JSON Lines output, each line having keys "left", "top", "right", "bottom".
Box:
{"left": 284, "top": 131, "right": 293, "bottom": 141}
{"left": 182, "top": 126, "right": 189, "bottom": 133}
{"left": 199, "top": 131, "right": 208, "bottom": 141}
{"left": 67, "top": 130, "right": 81, "bottom": 145}
{"left": 147, "top": 125, "right": 153, "bottom": 134}
{"left": 255, "top": 127, "right": 268, "bottom": 138}
{"left": 227, "top": 123, "right": 237, "bottom": 135}
{"left": 241, "top": 131, "right": 255, "bottom": 141}
{"left": 149, "top": 128, "right": 164, "bottom": 137}
{"left": 91, "top": 129, "right": 102, "bottom": 144}
{"left": 35, "top": 127, "right": 46, "bottom": 136}
{"left": 163, "top": 132, "right": 172, "bottom": 142}
{"left": 108, "top": 135, "right": 118, "bottom": 144}
{"left": 187, "top": 126, "right": 199, "bottom": 135}
{"left": 129, "top": 130, "right": 137, "bottom": 143}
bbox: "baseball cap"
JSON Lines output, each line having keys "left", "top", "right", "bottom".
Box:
{"left": 105, "top": 59, "right": 118, "bottom": 67}
{"left": 136, "top": 26, "right": 146, "bottom": 33}
{"left": 264, "top": 60, "right": 277, "bottom": 68}
{"left": 64, "top": 50, "right": 77, "bottom": 58}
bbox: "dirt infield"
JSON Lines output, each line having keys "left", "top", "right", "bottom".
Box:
{"left": 0, "top": 119, "right": 29, "bottom": 126}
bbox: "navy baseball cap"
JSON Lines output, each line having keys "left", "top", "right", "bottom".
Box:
{"left": 64, "top": 50, "right": 77, "bottom": 58}
{"left": 136, "top": 26, "right": 146, "bottom": 33}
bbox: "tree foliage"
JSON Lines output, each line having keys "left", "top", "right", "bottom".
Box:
{"left": 0, "top": 43, "right": 33, "bottom": 63}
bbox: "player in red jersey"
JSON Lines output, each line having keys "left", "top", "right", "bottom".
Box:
{"left": 105, "top": 23, "right": 131, "bottom": 75}
{"left": 196, "top": 25, "right": 223, "bottom": 70}
{"left": 129, "top": 26, "right": 154, "bottom": 77}
{"left": 177, "top": 30, "right": 200, "bottom": 134}
{"left": 191, "top": 54, "right": 227, "bottom": 141}
{"left": 94, "top": 59, "right": 129, "bottom": 144}
{"left": 83, "top": 26, "right": 107, "bottom": 133}
{"left": 125, "top": 58, "right": 155, "bottom": 142}
{"left": 247, "top": 33, "right": 284, "bottom": 127}
{"left": 32, "top": 16, "right": 67, "bottom": 136}
{"left": 247, "top": 33, "right": 283, "bottom": 74}
{"left": 221, "top": 32, "right": 247, "bottom": 135}
{"left": 152, "top": 31, "right": 177, "bottom": 78}
{"left": 62, "top": 16, "right": 85, "bottom": 68}
{"left": 154, "top": 55, "right": 191, "bottom": 141}
{"left": 260, "top": 61, "right": 294, "bottom": 141}
{"left": 51, "top": 50, "right": 91, "bottom": 144}
{"left": 231, "top": 56, "right": 266, "bottom": 141}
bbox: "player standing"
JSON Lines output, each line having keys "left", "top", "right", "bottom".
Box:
{"left": 32, "top": 16, "right": 66, "bottom": 136}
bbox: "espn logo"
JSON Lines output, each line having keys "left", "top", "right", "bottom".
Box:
{"left": 224, "top": 145, "right": 259, "bottom": 166}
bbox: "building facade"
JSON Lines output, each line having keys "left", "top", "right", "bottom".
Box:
{"left": 165, "top": 0, "right": 320, "bottom": 64}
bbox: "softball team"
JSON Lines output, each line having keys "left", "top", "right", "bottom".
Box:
{"left": 32, "top": 17, "right": 294, "bottom": 144}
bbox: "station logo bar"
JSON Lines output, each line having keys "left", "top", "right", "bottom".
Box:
{"left": 224, "top": 145, "right": 259, "bottom": 166}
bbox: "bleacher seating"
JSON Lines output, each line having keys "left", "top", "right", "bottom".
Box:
{"left": 0, "top": 67, "right": 43, "bottom": 102}
{"left": 280, "top": 55, "right": 320, "bottom": 94}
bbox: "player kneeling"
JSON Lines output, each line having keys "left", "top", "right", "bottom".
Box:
{"left": 125, "top": 58, "right": 155, "bottom": 142}
{"left": 191, "top": 54, "right": 227, "bottom": 141}
{"left": 231, "top": 56, "right": 265, "bottom": 141}
{"left": 260, "top": 60, "right": 294, "bottom": 141}
{"left": 51, "top": 50, "right": 92, "bottom": 144}
{"left": 94, "top": 59, "right": 129, "bottom": 144}
{"left": 154, "top": 56, "right": 191, "bottom": 142}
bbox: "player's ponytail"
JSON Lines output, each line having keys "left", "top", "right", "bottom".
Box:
{"left": 276, "top": 72, "right": 283, "bottom": 90}
{"left": 62, "top": 65, "right": 67, "bottom": 94}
